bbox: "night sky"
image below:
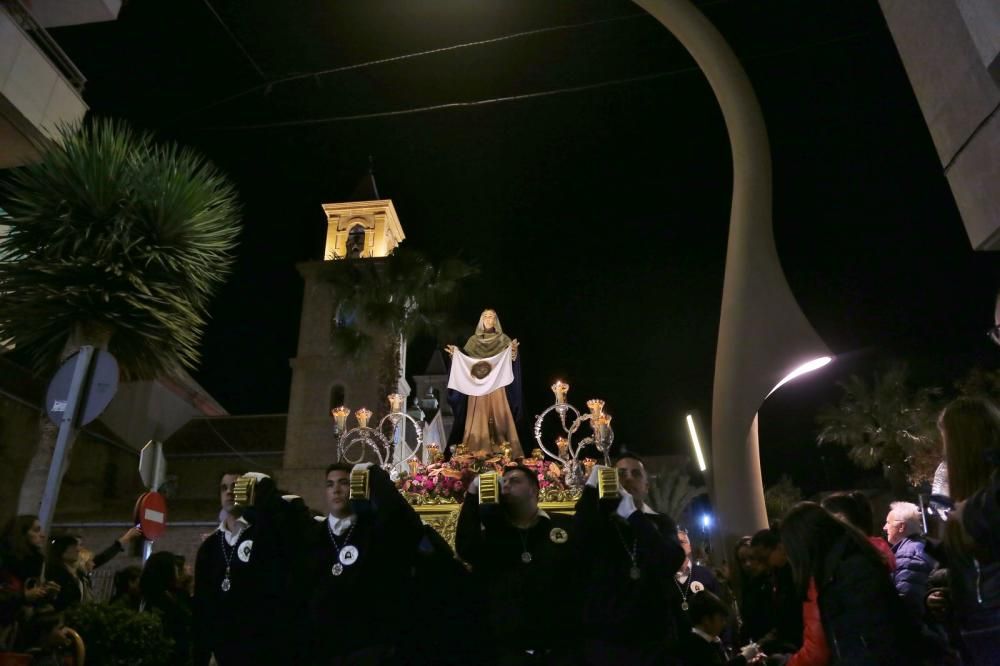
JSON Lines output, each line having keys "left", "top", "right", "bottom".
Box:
{"left": 45, "top": 0, "right": 999, "bottom": 495}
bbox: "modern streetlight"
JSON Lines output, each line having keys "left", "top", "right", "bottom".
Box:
{"left": 631, "top": 0, "right": 831, "bottom": 547}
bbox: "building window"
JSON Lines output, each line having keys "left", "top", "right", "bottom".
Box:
{"left": 346, "top": 225, "right": 366, "bottom": 258}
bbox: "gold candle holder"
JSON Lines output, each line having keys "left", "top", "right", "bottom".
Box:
{"left": 331, "top": 406, "right": 350, "bottom": 431}
{"left": 500, "top": 442, "right": 512, "bottom": 461}
{"left": 592, "top": 414, "right": 612, "bottom": 444}
{"left": 583, "top": 458, "right": 596, "bottom": 476}
{"left": 407, "top": 458, "right": 420, "bottom": 477}
{"left": 427, "top": 443, "right": 442, "bottom": 462}
{"left": 586, "top": 399, "right": 605, "bottom": 418}
{"left": 551, "top": 380, "right": 570, "bottom": 405}
{"left": 556, "top": 437, "right": 569, "bottom": 458}
{"left": 387, "top": 393, "right": 405, "bottom": 414}
{"left": 355, "top": 407, "right": 372, "bottom": 429}
{"left": 531, "top": 448, "right": 544, "bottom": 460}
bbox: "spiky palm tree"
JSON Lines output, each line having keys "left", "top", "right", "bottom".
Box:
{"left": 0, "top": 119, "right": 241, "bottom": 513}
{"left": 816, "top": 363, "right": 941, "bottom": 491}
{"left": 649, "top": 467, "right": 707, "bottom": 524}
{"left": 326, "top": 247, "right": 476, "bottom": 400}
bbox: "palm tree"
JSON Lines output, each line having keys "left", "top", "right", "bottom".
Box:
{"left": 816, "top": 363, "right": 941, "bottom": 492}
{"left": 648, "top": 467, "right": 707, "bottom": 524}
{"left": 326, "top": 247, "right": 477, "bottom": 400}
{"left": 0, "top": 119, "right": 241, "bottom": 513}
{"left": 764, "top": 474, "right": 802, "bottom": 522}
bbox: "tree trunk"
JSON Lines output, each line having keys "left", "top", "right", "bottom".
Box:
{"left": 16, "top": 323, "right": 113, "bottom": 516}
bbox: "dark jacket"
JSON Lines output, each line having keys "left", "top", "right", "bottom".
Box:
{"left": 817, "top": 535, "right": 922, "bottom": 664}
{"left": 679, "top": 631, "right": 747, "bottom": 666}
{"left": 296, "top": 467, "right": 424, "bottom": 664}
{"left": 192, "top": 483, "right": 309, "bottom": 666}
{"left": 891, "top": 535, "right": 936, "bottom": 619}
{"left": 769, "top": 564, "right": 804, "bottom": 652}
{"left": 573, "top": 486, "right": 686, "bottom": 659}
{"left": 455, "top": 490, "right": 578, "bottom": 653}
{"left": 738, "top": 573, "right": 775, "bottom": 645}
{"left": 963, "top": 473, "right": 1000, "bottom": 560}
{"left": 48, "top": 540, "right": 123, "bottom": 612}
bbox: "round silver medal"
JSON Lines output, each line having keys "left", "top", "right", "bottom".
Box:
{"left": 521, "top": 551, "right": 532, "bottom": 564}
{"left": 629, "top": 566, "right": 641, "bottom": 580}
{"left": 331, "top": 563, "right": 344, "bottom": 576}
{"left": 221, "top": 577, "right": 231, "bottom": 592}
{"left": 681, "top": 601, "right": 689, "bottom": 611}
{"left": 339, "top": 545, "right": 359, "bottom": 566}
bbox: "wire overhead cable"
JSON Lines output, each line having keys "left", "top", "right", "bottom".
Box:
{"left": 203, "top": 29, "right": 868, "bottom": 132}
{"left": 176, "top": 12, "right": 650, "bottom": 124}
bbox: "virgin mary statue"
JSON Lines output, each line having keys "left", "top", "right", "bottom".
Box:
{"left": 445, "top": 309, "right": 523, "bottom": 457}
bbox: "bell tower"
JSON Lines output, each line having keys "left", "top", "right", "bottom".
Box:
{"left": 280, "top": 170, "right": 410, "bottom": 506}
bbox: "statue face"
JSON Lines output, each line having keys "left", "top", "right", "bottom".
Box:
{"left": 481, "top": 311, "right": 496, "bottom": 330}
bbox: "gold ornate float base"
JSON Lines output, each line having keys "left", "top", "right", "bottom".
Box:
{"left": 413, "top": 500, "right": 577, "bottom": 548}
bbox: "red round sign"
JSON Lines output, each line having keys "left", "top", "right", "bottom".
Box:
{"left": 133, "top": 491, "right": 168, "bottom": 541}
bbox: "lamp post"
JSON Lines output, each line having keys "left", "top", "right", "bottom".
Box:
{"left": 631, "top": 0, "right": 830, "bottom": 547}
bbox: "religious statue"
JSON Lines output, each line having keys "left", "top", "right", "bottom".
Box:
{"left": 445, "top": 309, "right": 523, "bottom": 457}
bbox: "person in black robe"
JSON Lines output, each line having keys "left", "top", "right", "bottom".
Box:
{"left": 455, "top": 464, "right": 578, "bottom": 665}
{"left": 297, "top": 462, "right": 425, "bottom": 665}
{"left": 575, "top": 457, "right": 687, "bottom": 665}
{"left": 192, "top": 471, "right": 308, "bottom": 666}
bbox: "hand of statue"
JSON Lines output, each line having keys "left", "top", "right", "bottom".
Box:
{"left": 510, "top": 339, "right": 519, "bottom": 360}
{"left": 445, "top": 345, "right": 457, "bottom": 356}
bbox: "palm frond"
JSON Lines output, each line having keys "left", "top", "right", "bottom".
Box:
{"left": 0, "top": 118, "right": 241, "bottom": 379}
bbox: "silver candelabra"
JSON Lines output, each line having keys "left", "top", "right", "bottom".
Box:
{"left": 533, "top": 381, "right": 614, "bottom": 490}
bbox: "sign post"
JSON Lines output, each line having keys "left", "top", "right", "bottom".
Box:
{"left": 39, "top": 347, "right": 119, "bottom": 533}
{"left": 138, "top": 440, "right": 167, "bottom": 561}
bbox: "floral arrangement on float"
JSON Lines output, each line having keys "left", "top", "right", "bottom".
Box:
{"left": 396, "top": 443, "right": 589, "bottom": 505}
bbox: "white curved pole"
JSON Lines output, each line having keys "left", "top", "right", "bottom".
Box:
{"left": 631, "top": 0, "right": 829, "bottom": 543}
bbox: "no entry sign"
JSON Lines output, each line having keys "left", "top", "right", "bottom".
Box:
{"left": 134, "top": 491, "right": 168, "bottom": 541}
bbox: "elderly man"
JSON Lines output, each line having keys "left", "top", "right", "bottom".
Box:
{"left": 884, "top": 501, "right": 936, "bottom": 619}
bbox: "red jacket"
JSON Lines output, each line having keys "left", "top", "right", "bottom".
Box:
{"left": 867, "top": 536, "right": 896, "bottom": 570}
{"left": 786, "top": 578, "right": 830, "bottom": 666}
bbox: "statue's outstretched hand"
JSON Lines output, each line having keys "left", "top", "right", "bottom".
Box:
{"left": 511, "top": 339, "right": 520, "bottom": 360}
{"left": 445, "top": 345, "right": 457, "bottom": 356}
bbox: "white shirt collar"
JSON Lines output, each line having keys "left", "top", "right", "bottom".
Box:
{"left": 692, "top": 627, "right": 721, "bottom": 644}
{"left": 217, "top": 513, "right": 250, "bottom": 546}
{"left": 641, "top": 503, "right": 656, "bottom": 515}
{"left": 327, "top": 513, "right": 357, "bottom": 536}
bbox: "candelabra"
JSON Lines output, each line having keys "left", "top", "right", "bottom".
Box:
{"left": 331, "top": 393, "right": 424, "bottom": 469}
{"left": 533, "top": 380, "right": 615, "bottom": 490}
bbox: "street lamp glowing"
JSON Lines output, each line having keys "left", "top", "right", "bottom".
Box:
{"left": 686, "top": 414, "right": 707, "bottom": 472}
{"left": 768, "top": 356, "right": 833, "bottom": 397}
